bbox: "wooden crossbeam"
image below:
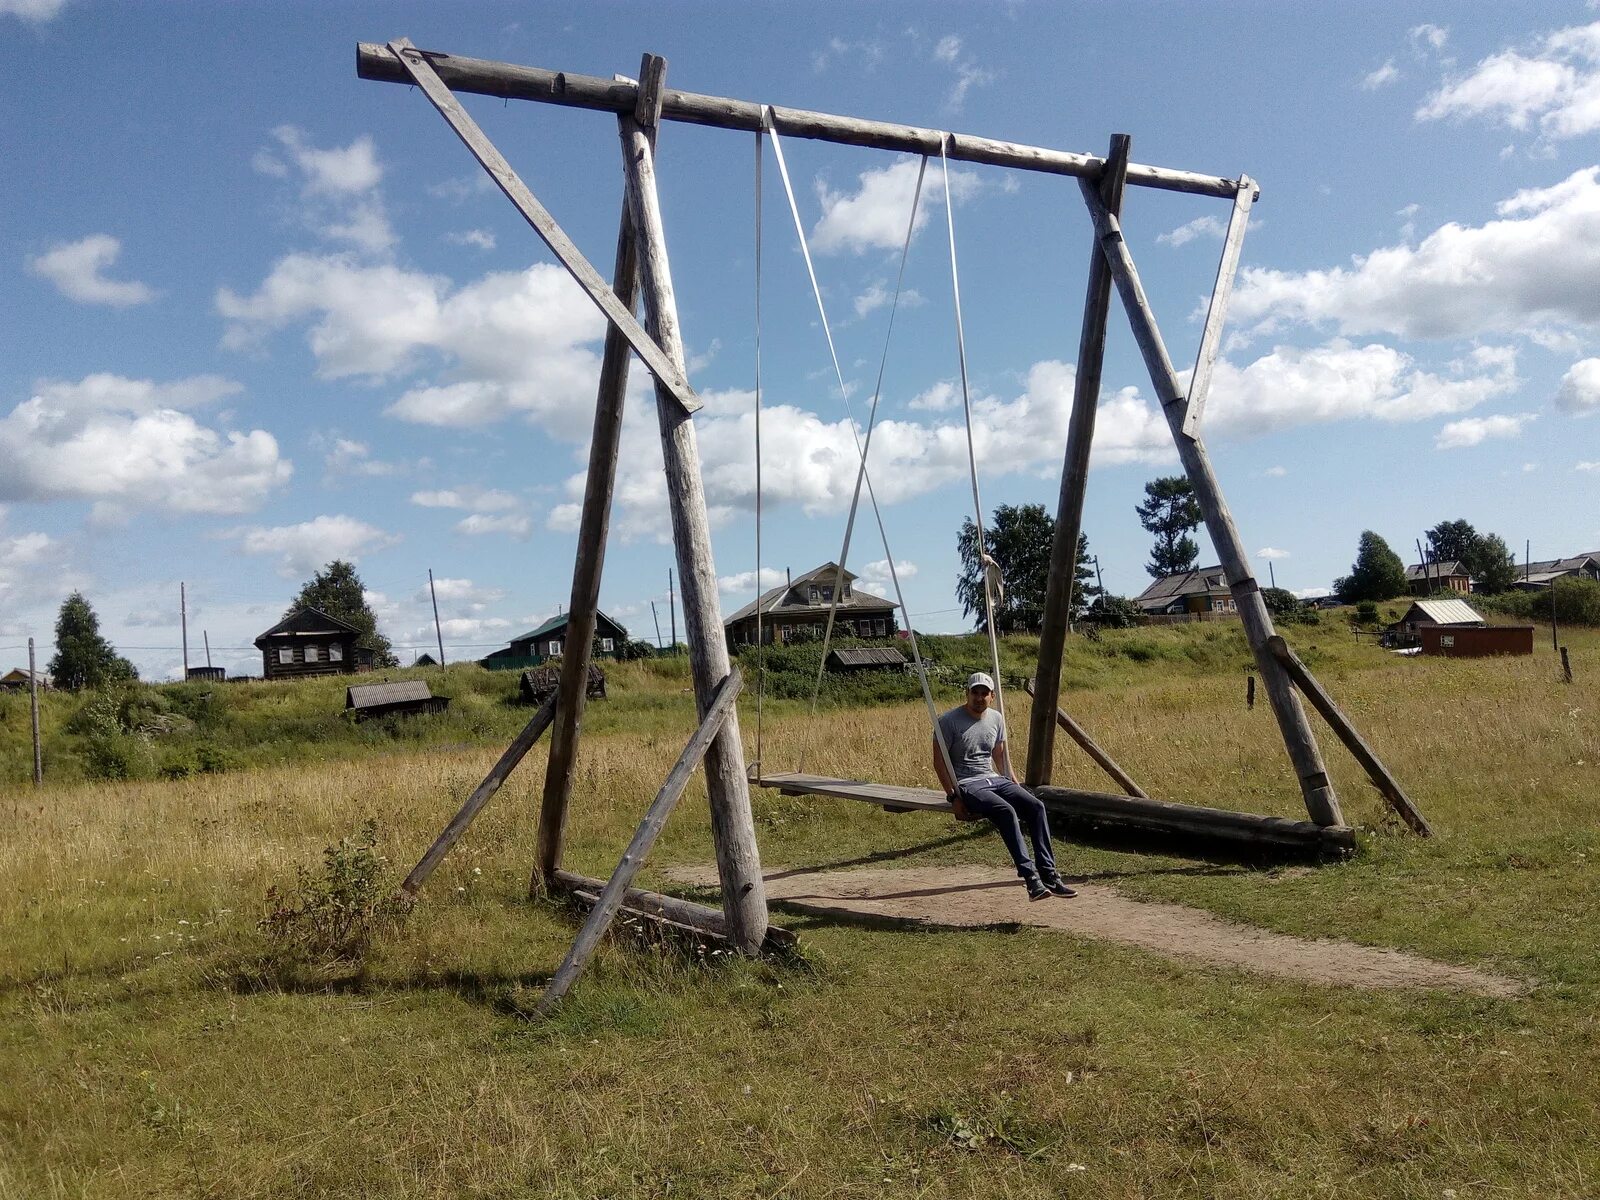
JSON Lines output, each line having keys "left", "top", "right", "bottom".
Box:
{"left": 1182, "top": 178, "right": 1255, "bottom": 439}
{"left": 384, "top": 39, "right": 700, "bottom": 417}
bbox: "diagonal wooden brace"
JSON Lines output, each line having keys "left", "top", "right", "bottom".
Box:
{"left": 1182, "top": 178, "right": 1255, "bottom": 439}
{"left": 386, "top": 38, "right": 700, "bottom": 417}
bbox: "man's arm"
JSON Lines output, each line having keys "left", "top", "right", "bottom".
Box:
{"left": 993, "top": 734, "right": 1019, "bottom": 784}
{"left": 932, "top": 737, "right": 957, "bottom": 796}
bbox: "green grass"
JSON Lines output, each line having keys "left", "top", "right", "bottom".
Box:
{"left": 1, "top": 620, "right": 1597, "bottom": 1196}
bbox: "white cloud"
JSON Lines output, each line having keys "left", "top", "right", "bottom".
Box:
{"left": 1417, "top": 21, "right": 1600, "bottom": 141}
{"left": 254, "top": 127, "right": 394, "bottom": 253}
{"left": 419, "top": 577, "right": 506, "bottom": 608}
{"left": 1555, "top": 357, "right": 1600, "bottom": 414}
{"left": 1362, "top": 60, "right": 1401, "bottom": 90}
{"left": 323, "top": 437, "right": 399, "bottom": 478}
{"left": 812, "top": 158, "right": 988, "bottom": 255}
{"left": 27, "top": 235, "right": 156, "bottom": 307}
{"left": 0, "top": 0, "right": 67, "bottom": 20}
{"left": 1577, "top": 460, "right": 1600, "bottom": 471}
{"left": 1435, "top": 413, "right": 1535, "bottom": 449}
{"left": 455, "top": 513, "right": 532, "bottom": 539}
{"left": 718, "top": 567, "right": 788, "bottom": 594}
{"left": 232, "top": 514, "right": 399, "bottom": 578}
{"left": 1256, "top": 547, "right": 1290, "bottom": 560}
{"left": 410, "top": 486, "right": 518, "bottom": 511}
{"left": 1157, "top": 215, "right": 1225, "bottom": 248}
{"left": 1230, "top": 168, "right": 1600, "bottom": 341}
{"left": 219, "top": 257, "right": 609, "bottom": 440}
{"left": 860, "top": 558, "right": 917, "bottom": 584}
{"left": 1264, "top": 465, "right": 1288, "bottom": 477}
{"left": 1410, "top": 24, "right": 1449, "bottom": 54}
{"left": 812, "top": 36, "right": 885, "bottom": 74}
{"left": 931, "top": 34, "right": 994, "bottom": 110}
{"left": 0, "top": 529, "right": 66, "bottom": 610}
{"left": 907, "top": 380, "right": 958, "bottom": 411}
{"left": 853, "top": 280, "right": 924, "bottom": 318}
{"left": 446, "top": 229, "right": 497, "bottom": 251}
{"left": 1293, "top": 587, "right": 1331, "bottom": 600}
{"left": 0, "top": 374, "right": 290, "bottom": 515}
{"left": 933, "top": 35, "right": 961, "bottom": 63}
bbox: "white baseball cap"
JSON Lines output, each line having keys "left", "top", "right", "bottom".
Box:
{"left": 966, "top": 672, "right": 995, "bottom": 692}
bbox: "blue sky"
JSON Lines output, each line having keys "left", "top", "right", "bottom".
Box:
{"left": 4, "top": 1, "right": 1599, "bottom": 680}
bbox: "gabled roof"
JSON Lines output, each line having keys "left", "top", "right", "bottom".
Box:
{"left": 0, "top": 667, "right": 48, "bottom": 684}
{"left": 347, "top": 680, "right": 434, "bottom": 709}
{"left": 1134, "top": 565, "right": 1228, "bottom": 606}
{"left": 1403, "top": 598, "right": 1483, "bottom": 625}
{"left": 1405, "top": 560, "right": 1469, "bottom": 581}
{"left": 723, "top": 561, "right": 895, "bottom": 625}
{"left": 510, "top": 609, "right": 627, "bottom": 644}
{"left": 254, "top": 606, "right": 362, "bottom": 645}
{"left": 1521, "top": 554, "right": 1598, "bottom": 576}
{"left": 826, "top": 647, "right": 908, "bottom": 668}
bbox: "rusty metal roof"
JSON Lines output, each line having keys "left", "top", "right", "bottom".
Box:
{"left": 346, "top": 680, "right": 434, "bottom": 709}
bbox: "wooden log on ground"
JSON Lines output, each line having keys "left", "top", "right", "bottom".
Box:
{"left": 400, "top": 694, "right": 559, "bottom": 897}
{"left": 1181, "top": 179, "right": 1255, "bottom": 439}
{"left": 539, "top": 670, "right": 742, "bottom": 1011}
{"left": 1036, "top": 786, "right": 1355, "bottom": 855}
{"left": 535, "top": 56, "right": 664, "bottom": 891}
{"left": 381, "top": 40, "right": 699, "bottom": 417}
{"left": 1080, "top": 180, "right": 1344, "bottom": 830}
{"left": 1022, "top": 678, "right": 1149, "bottom": 799}
{"left": 552, "top": 870, "right": 797, "bottom": 952}
{"left": 1027, "top": 134, "right": 1131, "bottom": 789}
{"left": 1266, "top": 636, "right": 1433, "bottom": 837}
{"left": 356, "top": 44, "right": 1245, "bottom": 199}
{"left": 620, "top": 64, "right": 768, "bottom": 954}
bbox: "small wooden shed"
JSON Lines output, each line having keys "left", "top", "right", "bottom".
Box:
{"left": 1421, "top": 625, "right": 1534, "bottom": 657}
{"left": 824, "top": 647, "right": 908, "bottom": 673}
{"left": 346, "top": 680, "right": 449, "bottom": 720}
{"left": 185, "top": 666, "right": 226, "bottom": 682}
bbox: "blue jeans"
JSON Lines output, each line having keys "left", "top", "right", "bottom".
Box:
{"left": 957, "top": 775, "right": 1057, "bottom": 881}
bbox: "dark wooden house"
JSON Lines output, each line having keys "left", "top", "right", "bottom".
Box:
{"left": 1135, "top": 565, "right": 1236, "bottom": 617}
{"left": 1405, "top": 560, "right": 1472, "bottom": 596}
{"left": 254, "top": 607, "right": 374, "bottom": 681}
{"left": 724, "top": 563, "right": 898, "bottom": 647}
{"left": 185, "top": 666, "right": 226, "bottom": 682}
{"left": 346, "top": 680, "right": 449, "bottom": 720}
{"left": 504, "top": 610, "right": 630, "bottom": 660}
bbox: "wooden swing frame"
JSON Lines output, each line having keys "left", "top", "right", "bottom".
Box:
{"left": 361, "top": 38, "right": 1429, "bottom": 1009}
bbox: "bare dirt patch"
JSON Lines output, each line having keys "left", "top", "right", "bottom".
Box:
{"left": 666, "top": 863, "right": 1526, "bottom": 998}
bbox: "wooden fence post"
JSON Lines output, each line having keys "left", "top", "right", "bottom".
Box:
{"left": 620, "top": 57, "right": 768, "bottom": 953}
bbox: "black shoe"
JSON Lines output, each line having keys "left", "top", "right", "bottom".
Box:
{"left": 1025, "top": 876, "right": 1052, "bottom": 902}
{"left": 1041, "top": 875, "right": 1078, "bottom": 898}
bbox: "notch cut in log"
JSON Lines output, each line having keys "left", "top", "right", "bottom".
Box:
{"left": 1022, "top": 678, "right": 1148, "bottom": 799}
{"left": 383, "top": 39, "right": 700, "bottom": 418}
{"left": 539, "top": 669, "right": 742, "bottom": 1012}
{"left": 356, "top": 43, "right": 1247, "bottom": 199}
{"left": 400, "top": 692, "right": 559, "bottom": 897}
{"left": 1265, "top": 636, "right": 1433, "bottom": 837}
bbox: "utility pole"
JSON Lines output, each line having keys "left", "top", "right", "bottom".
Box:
{"left": 203, "top": 631, "right": 212, "bottom": 668}
{"left": 1415, "top": 538, "right": 1428, "bottom": 595}
{"left": 180, "top": 582, "right": 189, "bottom": 678}
{"left": 28, "top": 637, "right": 42, "bottom": 787}
{"left": 428, "top": 568, "right": 446, "bottom": 666}
{"left": 667, "top": 567, "right": 677, "bottom": 653}
{"left": 650, "top": 599, "right": 663, "bottom": 648}
{"left": 1267, "top": 560, "right": 1277, "bottom": 589}
{"left": 1093, "top": 555, "right": 1105, "bottom": 598}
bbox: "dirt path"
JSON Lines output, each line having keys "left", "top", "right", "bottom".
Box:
{"left": 666, "top": 864, "right": 1526, "bottom": 998}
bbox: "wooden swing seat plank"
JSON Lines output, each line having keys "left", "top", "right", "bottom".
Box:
{"left": 757, "top": 772, "right": 1354, "bottom": 855}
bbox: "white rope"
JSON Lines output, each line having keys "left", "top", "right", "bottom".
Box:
{"left": 752, "top": 129, "right": 766, "bottom": 775}
{"left": 939, "top": 141, "right": 1009, "bottom": 751}
{"left": 764, "top": 119, "right": 956, "bottom": 785}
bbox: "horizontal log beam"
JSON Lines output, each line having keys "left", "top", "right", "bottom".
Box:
{"left": 1036, "top": 786, "right": 1355, "bottom": 855}
{"left": 551, "top": 869, "right": 798, "bottom": 953}
{"left": 357, "top": 42, "right": 1248, "bottom": 200}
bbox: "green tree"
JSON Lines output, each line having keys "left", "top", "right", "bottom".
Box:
{"left": 286, "top": 561, "right": 398, "bottom": 668}
{"left": 956, "top": 503, "right": 1056, "bottom": 633}
{"left": 1425, "top": 519, "right": 1478, "bottom": 565}
{"left": 47, "top": 592, "right": 137, "bottom": 691}
{"left": 1071, "top": 532, "right": 1100, "bottom": 622}
{"left": 1136, "top": 475, "right": 1202, "bottom": 578}
{"left": 1333, "top": 531, "right": 1408, "bottom": 602}
{"left": 1468, "top": 532, "right": 1518, "bottom": 594}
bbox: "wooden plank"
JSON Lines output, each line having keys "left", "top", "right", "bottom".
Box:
{"left": 1181, "top": 178, "right": 1255, "bottom": 439}
{"left": 383, "top": 40, "right": 700, "bottom": 417}
{"left": 1027, "top": 134, "right": 1131, "bottom": 788}
{"left": 535, "top": 55, "right": 664, "bottom": 891}
{"left": 1021, "top": 678, "right": 1149, "bottom": 799}
{"left": 399, "top": 693, "right": 559, "bottom": 897}
{"left": 620, "top": 86, "right": 768, "bottom": 954}
{"left": 1080, "top": 180, "right": 1344, "bottom": 830}
{"left": 538, "top": 669, "right": 742, "bottom": 1012}
{"left": 356, "top": 43, "right": 1246, "bottom": 199}
{"left": 552, "top": 870, "right": 797, "bottom": 952}
{"left": 1266, "top": 636, "right": 1433, "bottom": 837}
{"left": 757, "top": 772, "right": 955, "bottom": 813}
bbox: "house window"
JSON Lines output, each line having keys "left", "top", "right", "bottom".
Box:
{"left": 809, "top": 587, "right": 820, "bottom": 602}
{"left": 278, "top": 647, "right": 293, "bottom": 665}
{"left": 875, "top": 619, "right": 887, "bottom": 636}
{"left": 329, "top": 643, "right": 344, "bottom": 662}
{"left": 305, "top": 645, "right": 320, "bottom": 663}
{"left": 600, "top": 637, "right": 614, "bottom": 652}
{"left": 821, "top": 586, "right": 833, "bottom": 602}
{"left": 844, "top": 584, "right": 852, "bottom": 598}
{"left": 779, "top": 625, "right": 791, "bottom": 642}
{"left": 548, "top": 640, "right": 562, "bottom": 656}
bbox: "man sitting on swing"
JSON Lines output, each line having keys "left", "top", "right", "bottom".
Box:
{"left": 934, "top": 673, "right": 1076, "bottom": 901}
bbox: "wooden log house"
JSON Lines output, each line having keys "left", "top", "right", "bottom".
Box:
{"left": 253, "top": 607, "right": 374, "bottom": 681}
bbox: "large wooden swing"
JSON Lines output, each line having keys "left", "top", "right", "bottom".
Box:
{"left": 360, "top": 38, "right": 1428, "bottom": 1011}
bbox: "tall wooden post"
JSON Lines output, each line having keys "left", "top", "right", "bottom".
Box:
{"left": 620, "top": 54, "right": 768, "bottom": 951}
{"left": 428, "top": 568, "right": 447, "bottom": 667}
{"left": 28, "top": 637, "right": 42, "bottom": 787}
{"left": 180, "top": 582, "right": 189, "bottom": 678}
{"left": 1026, "top": 135, "right": 1130, "bottom": 788}
{"left": 534, "top": 56, "right": 663, "bottom": 890}
{"left": 1081, "top": 181, "right": 1344, "bottom": 828}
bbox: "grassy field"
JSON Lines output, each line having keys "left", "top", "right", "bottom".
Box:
{"left": 2, "top": 616, "right": 1597, "bottom": 1197}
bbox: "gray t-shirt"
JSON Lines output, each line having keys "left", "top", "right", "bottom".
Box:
{"left": 936, "top": 705, "right": 1006, "bottom": 783}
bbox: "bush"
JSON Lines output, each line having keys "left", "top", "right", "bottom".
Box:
{"left": 260, "top": 820, "right": 404, "bottom": 965}
{"left": 1478, "top": 578, "right": 1600, "bottom": 626}
{"left": 1086, "top": 595, "right": 1142, "bottom": 629}
{"left": 1355, "top": 601, "right": 1379, "bottom": 626}
{"left": 615, "top": 638, "right": 657, "bottom": 662}
{"left": 73, "top": 689, "right": 155, "bottom": 781}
